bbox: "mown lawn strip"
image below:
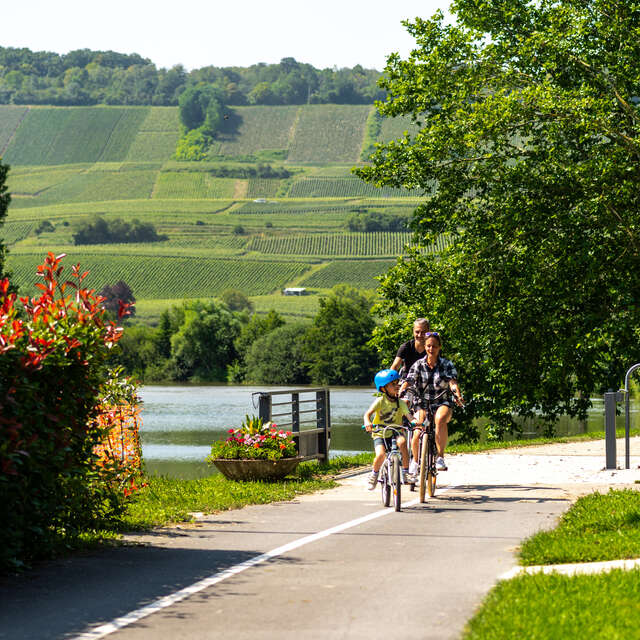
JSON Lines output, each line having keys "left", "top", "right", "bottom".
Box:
{"left": 520, "top": 489, "right": 640, "bottom": 565}
{"left": 463, "top": 569, "right": 640, "bottom": 640}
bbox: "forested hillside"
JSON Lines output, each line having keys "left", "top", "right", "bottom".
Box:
{"left": 0, "top": 47, "right": 384, "bottom": 106}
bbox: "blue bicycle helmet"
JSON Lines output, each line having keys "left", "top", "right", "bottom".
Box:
{"left": 374, "top": 368, "right": 400, "bottom": 391}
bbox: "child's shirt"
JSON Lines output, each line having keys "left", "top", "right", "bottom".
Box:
{"left": 369, "top": 394, "right": 411, "bottom": 439}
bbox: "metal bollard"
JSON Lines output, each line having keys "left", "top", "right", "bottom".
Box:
{"left": 604, "top": 391, "right": 618, "bottom": 469}
{"left": 604, "top": 391, "right": 625, "bottom": 469}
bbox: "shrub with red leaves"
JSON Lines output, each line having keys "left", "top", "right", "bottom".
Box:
{"left": 0, "top": 252, "right": 136, "bottom": 570}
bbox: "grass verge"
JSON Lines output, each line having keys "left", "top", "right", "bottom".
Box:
{"left": 120, "top": 453, "right": 372, "bottom": 531}
{"left": 520, "top": 489, "right": 640, "bottom": 565}
{"left": 463, "top": 569, "right": 640, "bottom": 640}
{"left": 464, "top": 488, "right": 640, "bottom": 639}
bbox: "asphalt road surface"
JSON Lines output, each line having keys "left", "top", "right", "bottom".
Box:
{"left": 0, "top": 466, "right": 578, "bottom": 640}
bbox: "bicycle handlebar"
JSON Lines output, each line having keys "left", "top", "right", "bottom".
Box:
{"left": 361, "top": 424, "right": 410, "bottom": 435}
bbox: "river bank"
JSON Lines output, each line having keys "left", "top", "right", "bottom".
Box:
{"left": 138, "top": 385, "right": 627, "bottom": 479}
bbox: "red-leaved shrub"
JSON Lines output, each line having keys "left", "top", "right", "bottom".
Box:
{"left": 0, "top": 252, "right": 140, "bottom": 570}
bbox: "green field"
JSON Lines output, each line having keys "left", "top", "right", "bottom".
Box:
{"left": 153, "top": 172, "right": 238, "bottom": 199}
{"left": 287, "top": 105, "right": 372, "bottom": 163}
{"left": 217, "top": 106, "right": 298, "bottom": 157}
{"left": 3, "top": 107, "right": 148, "bottom": 165}
{"left": 9, "top": 252, "right": 310, "bottom": 299}
{"left": 288, "top": 177, "right": 423, "bottom": 198}
{"left": 246, "top": 232, "right": 414, "bottom": 257}
{"left": 0, "top": 106, "right": 28, "bottom": 153}
{"left": 0, "top": 103, "right": 431, "bottom": 320}
{"left": 299, "top": 259, "right": 396, "bottom": 289}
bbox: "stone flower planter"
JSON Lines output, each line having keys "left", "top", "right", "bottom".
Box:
{"left": 211, "top": 456, "right": 304, "bottom": 481}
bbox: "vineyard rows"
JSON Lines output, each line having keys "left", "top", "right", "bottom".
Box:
{"left": 99, "top": 109, "right": 149, "bottom": 162}
{"left": 4, "top": 108, "right": 130, "bottom": 165}
{"left": 0, "top": 106, "right": 27, "bottom": 152}
{"left": 6, "top": 167, "right": 84, "bottom": 196}
{"left": 0, "top": 221, "right": 35, "bottom": 244}
{"left": 153, "top": 172, "right": 237, "bottom": 199}
{"left": 246, "top": 232, "right": 414, "bottom": 256}
{"left": 161, "top": 232, "right": 247, "bottom": 250}
{"left": 299, "top": 260, "right": 395, "bottom": 289}
{"left": 217, "top": 106, "right": 298, "bottom": 156}
{"left": 6, "top": 199, "right": 235, "bottom": 222}
{"left": 7, "top": 253, "right": 310, "bottom": 299}
{"left": 246, "top": 178, "right": 281, "bottom": 199}
{"left": 13, "top": 169, "right": 157, "bottom": 208}
{"left": 288, "top": 177, "right": 424, "bottom": 198}
{"left": 217, "top": 106, "right": 295, "bottom": 156}
{"left": 126, "top": 131, "right": 180, "bottom": 162}
{"left": 138, "top": 107, "right": 180, "bottom": 132}
{"left": 287, "top": 105, "right": 371, "bottom": 163}
{"left": 235, "top": 201, "right": 356, "bottom": 215}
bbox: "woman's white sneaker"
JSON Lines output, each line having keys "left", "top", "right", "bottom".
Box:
{"left": 436, "top": 457, "right": 447, "bottom": 471}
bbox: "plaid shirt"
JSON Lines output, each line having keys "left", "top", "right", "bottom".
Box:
{"left": 404, "top": 355, "right": 458, "bottom": 409}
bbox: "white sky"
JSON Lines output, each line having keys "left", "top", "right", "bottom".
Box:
{"left": 3, "top": 1, "right": 452, "bottom": 71}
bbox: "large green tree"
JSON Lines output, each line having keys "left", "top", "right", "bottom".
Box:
{"left": 245, "top": 323, "right": 310, "bottom": 385}
{"left": 169, "top": 300, "right": 241, "bottom": 381}
{"left": 304, "top": 286, "right": 379, "bottom": 386}
{"left": 356, "top": 1, "right": 640, "bottom": 437}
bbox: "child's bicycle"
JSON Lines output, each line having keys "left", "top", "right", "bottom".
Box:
{"left": 362, "top": 424, "right": 408, "bottom": 512}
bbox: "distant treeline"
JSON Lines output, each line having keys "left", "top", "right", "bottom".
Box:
{"left": 168, "top": 164, "right": 292, "bottom": 179}
{"left": 73, "top": 216, "right": 167, "bottom": 245}
{"left": 0, "top": 48, "right": 385, "bottom": 107}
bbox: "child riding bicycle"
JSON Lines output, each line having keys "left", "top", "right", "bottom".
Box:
{"left": 363, "top": 369, "right": 415, "bottom": 490}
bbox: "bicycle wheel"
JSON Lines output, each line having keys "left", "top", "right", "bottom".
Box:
{"left": 392, "top": 456, "right": 402, "bottom": 512}
{"left": 427, "top": 436, "right": 437, "bottom": 497}
{"left": 381, "top": 463, "right": 391, "bottom": 507}
{"left": 418, "top": 434, "right": 428, "bottom": 503}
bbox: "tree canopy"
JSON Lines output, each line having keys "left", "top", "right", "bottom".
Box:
{"left": 303, "top": 286, "right": 379, "bottom": 386}
{"left": 0, "top": 48, "right": 384, "bottom": 107}
{"left": 356, "top": 0, "right": 640, "bottom": 437}
{"left": 72, "top": 216, "right": 167, "bottom": 244}
{"left": 168, "top": 300, "right": 241, "bottom": 382}
{"left": 99, "top": 280, "right": 136, "bottom": 318}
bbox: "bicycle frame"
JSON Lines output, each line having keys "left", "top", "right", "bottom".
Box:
{"left": 409, "top": 389, "right": 449, "bottom": 503}
{"left": 416, "top": 411, "right": 438, "bottom": 502}
{"left": 365, "top": 424, "right": 408, "bottom": 512}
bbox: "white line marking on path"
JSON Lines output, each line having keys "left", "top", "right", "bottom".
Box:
{"left": 499, "top": 557, "right": 640, "bottom": 581}
{"left": 71, "top": 492, "right": 446, "bottom": 640}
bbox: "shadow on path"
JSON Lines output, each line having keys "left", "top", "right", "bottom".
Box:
{"left": 0, "top": 545, "right": 298, "bottom": 640}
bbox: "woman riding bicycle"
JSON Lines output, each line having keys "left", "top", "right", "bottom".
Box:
{"left": 404, "top": 332, "right": 464, "bottom": 474}
{"left": 363, "top": 369, "right": 414, "bottom": 490}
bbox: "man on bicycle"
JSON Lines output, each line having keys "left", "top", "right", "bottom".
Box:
{"left": 404, "top": 332, "right": 464, "bottom": 473}
{"left": 390, "top": 317, "right": 431, "bottom": 378}
{"left": 363, "top": 369, "right": 415, "bottom": 490}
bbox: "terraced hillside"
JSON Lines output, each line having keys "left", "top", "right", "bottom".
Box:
{"left": 0, "top": 104, "right": 431, "bottom": 322}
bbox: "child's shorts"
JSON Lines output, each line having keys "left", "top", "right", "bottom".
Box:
{"left": 373, "top": 436, "right": 394, "bottom": 450}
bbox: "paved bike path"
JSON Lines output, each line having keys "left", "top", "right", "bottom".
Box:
{"left": 4, "top": 438, "right": 640, "bottom": 640}
{"left": 1, "top": 469, "right": 576, "bottom": 640}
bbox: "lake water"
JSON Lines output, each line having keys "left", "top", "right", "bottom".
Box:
{"left": 139, "top": 385, "right": 624, "bottom": 479}
{"left": 139, "top": 385, "right": 375, "bottom": 478}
